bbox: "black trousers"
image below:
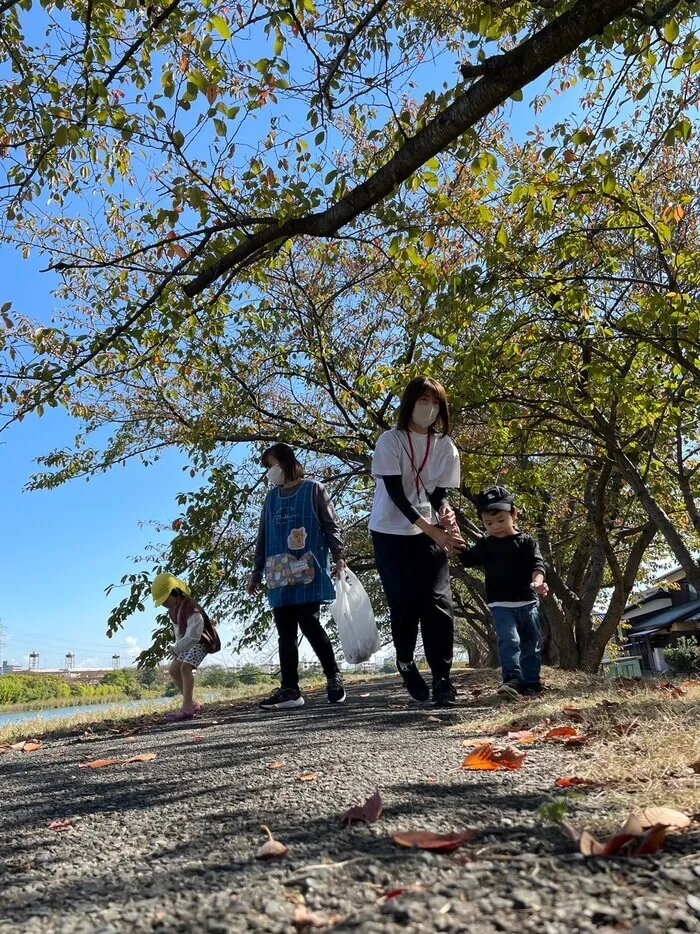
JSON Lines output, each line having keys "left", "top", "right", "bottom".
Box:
{"left": 273, "top": 602, "right": 339, "bottom": 689}
{"left": 372, "top": 531, "right": 454, "bottom": 681}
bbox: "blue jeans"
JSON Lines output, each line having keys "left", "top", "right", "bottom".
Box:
{"left": 489, "top": 603, "right": 542, "bottom": 686}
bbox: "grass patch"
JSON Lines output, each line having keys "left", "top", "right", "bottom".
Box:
{"left": 449, "top": 666, "right": 700, "bottom": 815}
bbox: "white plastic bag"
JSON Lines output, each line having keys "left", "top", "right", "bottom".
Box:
{"left": 330, "top": 569, "right": 380, "bottom": 665}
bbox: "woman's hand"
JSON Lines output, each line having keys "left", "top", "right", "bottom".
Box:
{"left": 438, "top": 503, "right": 458, "bottom": 533}
{"left": 247, "top": 573, "right": 261, "bottom": 596}
{"left": 333, "top": 558, "right": 348, "bottom": 579}
{"left": 428, "top": 524, "right": 465, "bottom": 553}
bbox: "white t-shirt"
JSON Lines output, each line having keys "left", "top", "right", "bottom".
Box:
{"left": 369, "top": 428, "right": 461, "bottom": 536}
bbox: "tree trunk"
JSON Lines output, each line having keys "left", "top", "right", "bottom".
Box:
{"left": 541, "top": 595, "right": 580, "bottom": 669}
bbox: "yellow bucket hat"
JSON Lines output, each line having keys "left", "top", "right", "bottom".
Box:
{"left": 151, "top": 572, "right": 190, "bottom": 607}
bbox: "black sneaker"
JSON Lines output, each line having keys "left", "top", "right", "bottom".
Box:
{"left": 327, "top": 675, "right": 346, "bottom": 705}
{"left": 397, "top": 661, "right": 430, "bottom": 703}
{"left": 259, "top": 687, "right": 304, "bottom": 710}
{"left": 433, "top": 678, "right": 458, "bottom": 707}
{"left": 519, "top": 682, "right": 545, "bottom": 698}
{"left": 496, "top": 678, "right": 521, "bottom": 700}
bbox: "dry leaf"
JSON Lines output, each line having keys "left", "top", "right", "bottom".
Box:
{"left": 191, "top": 735, "right": 205, "bottom": 741}
{"left": 564, "top": 734, "right": 591, "bottom": 747}
{"left": 543, "top": 726, "right": 578, "bottom": 739}
{"left": 255, "top": 825, "right": 288, "bottom": 860}
{"left": 507, "top": 730, "right": 535, "bottom": 741}
{"left": 48, "top": 819, "right": 73, "bottom": 831}
{"left": 637, "top": 806, "right": 690, "bottom": 830}
{"left": 22, "top": 741, "right": 43, "bottom": 752}
{"left": 79, "top": 758, "right": 121, "bottom": 769}
{"left": 562, "top": 706, "right": 585, "bottom": 723}
{"left": 392, "top": 830, "right": 475, "bottom": 852}
{"left": 297, "top": 772, "right": 318, "bottom": 782}
{"left": 125, "top": 753, "right": 157, "bottom": 763}
{"left": 462, "top": 743, "right": 525, "bottom": 771}
{"left": 555, "top": 776, "right": 597, "bottom": 788}
{"left": 567, "top": 814, "right": 669, "bottom": 858}
{"left": 124, "top": 737, "right": 137, "bottom": 744}
{"left": 427, "top": 715, "right": 442, "bottom": 723}
{"left": 612, "top": 720, "right": 639, "bottom": 736}
{"left": 341, "top": 790, "right": 383, "bottom": 825}
{"left": 383, "top": 883, "right": 430, "bottom": 900}
{"left": 267, "top": 761, "right": 286, "bottom": 769}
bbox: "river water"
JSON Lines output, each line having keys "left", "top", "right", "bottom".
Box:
{"left": 0, "top": 695, "right": 175, "bottom": 729}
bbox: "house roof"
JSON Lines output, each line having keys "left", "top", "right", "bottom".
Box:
{"left": 627, "top": 597, "right": 700, "bottom": 640}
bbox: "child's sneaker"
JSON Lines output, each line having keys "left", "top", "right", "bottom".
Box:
{"left": 519, "top": 682, "right": 545, "bottom": 698}
{"left": 259, "top": 687, "right": 304, "bottom": 710}
{"left": 432, "top": 678, "right": 457, "bottom": 707}
{"left": 327, "top": 675, "right": 346, "bottom": 704}
{"left": 397, "top": 661, "right": 430, "bottom": 702}
{"left": 496, "top": 678, "right": 521, "bottom": 700}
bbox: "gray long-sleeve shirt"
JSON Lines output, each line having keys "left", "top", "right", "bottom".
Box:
{"left": 251, "top": 481, "right": 345, "bottom": 577}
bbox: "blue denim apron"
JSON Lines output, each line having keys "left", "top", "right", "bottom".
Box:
{"left": 265, "top": 480, "right": 335, "bottom": 608}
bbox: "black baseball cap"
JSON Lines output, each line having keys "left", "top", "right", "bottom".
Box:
{"left": 475, "top": 485, "right": 515, "bottom": 514}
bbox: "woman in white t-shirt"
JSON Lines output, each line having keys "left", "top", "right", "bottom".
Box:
{"left": 369, "top": 376, "right": 465, "bottom": 707}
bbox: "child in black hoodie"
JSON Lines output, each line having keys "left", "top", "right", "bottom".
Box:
{"left": 460, "top": 486, "right": 548, "bottom": 697}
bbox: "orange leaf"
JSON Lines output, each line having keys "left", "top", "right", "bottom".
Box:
{"left": 392, "top": 830, "right": 475, "bottom": 852}
{"left": 543, "top": 726, "right": 578, "bottom": 739}
{"left": 567, "top": 814, "right": 670, "bottom": 859}
{"left": 125, "top": 753, "right": 157, "bottom": 763}
{"left": 462, "top": 743, "right": 525, "bottom": 771}
{"left": 48, "top": 819, "right": 73, "bottom": 831}
{"left": 341, "top": 790, "right": 383, "bottom": 825}
{"left": 267, "top": 761, "right": 286, "bottom": 769}
{"left": 21, "top": 742, "right": 43, "bottom": 752}
{"left": 297, "top": 772, "right": 318, "bottom": 782}
{"left": 555, "top": 776, "right": 596, "bottom": 788}
{"left": 79, "top": 758, "right": 120, "bottom": 769}
{"left": 507, "top": 730, "right": 535, "bottom": 741}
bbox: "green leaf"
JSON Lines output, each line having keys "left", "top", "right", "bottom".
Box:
{"left": 274, "top": 32, "right": 285, "bottom": 55}
{"left": 602, "top": 172, "right": 616, "bottom": 194}
{"left": 496, "top": 225, "right": 508, "bottom": 247}
{"left": 406, "top": 245, "right": 422, "bottom": 266}
{"left": 510, "top": 89, "right": 524, "bottom": 102}
{"left": 210, "top": 15, "right": 232, "bottom": 40}
{"left": 663, "top": 18, "right": 679, "bottom": 43}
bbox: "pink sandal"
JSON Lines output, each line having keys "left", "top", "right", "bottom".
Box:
{"left": 165, "top": 710, "right": 195, "bottom": 722}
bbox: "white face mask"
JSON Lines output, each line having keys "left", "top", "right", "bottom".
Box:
{"left": 266, "top": 464, "right": 285, "bottom": 485}
{"left": 412, "top": 401, "right": 438, "bottom": 429}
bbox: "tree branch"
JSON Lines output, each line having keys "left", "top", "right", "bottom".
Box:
{"left": 184, "top": 0, "right": 637, "bottom": 297}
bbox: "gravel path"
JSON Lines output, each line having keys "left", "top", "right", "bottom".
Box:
{"left": 2, "top": 675, "right": 699, "bottom": 934}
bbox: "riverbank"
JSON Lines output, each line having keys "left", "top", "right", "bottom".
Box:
{"left": 0, "top": 674, "right": 397, "bottom": 743}
{"left": 0, "top": 690, "right": 160, "bottom": 714}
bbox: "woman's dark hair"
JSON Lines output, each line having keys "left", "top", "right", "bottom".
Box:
{"left": 396, "top": 376, "right": 451, "bottom": 436}
{"left": 262, "top": 443, "right": 305, "bottom": 482}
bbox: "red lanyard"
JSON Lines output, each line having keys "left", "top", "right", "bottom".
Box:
{"left": 407, "top": 431, "right": 431, "bottom": 497}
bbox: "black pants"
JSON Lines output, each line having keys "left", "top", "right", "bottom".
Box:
{"left": 273, "top": 602, "right": 339, "bottom": 689}
{"left": 372, "top": 531, "right": 454, "bottom": 681}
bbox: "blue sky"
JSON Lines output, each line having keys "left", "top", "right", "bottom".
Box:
{"left": 0, "top": 13, "right": 579, "bottom": 671}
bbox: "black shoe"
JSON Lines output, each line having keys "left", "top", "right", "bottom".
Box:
{"left": 397, "top": 661, "right": 430, "bottom": 702}
{"left": 433, "top": 678, "right": 458, "bottom": 707}
{"left": 259, "top": 687, "right": 304, "bottom": 710}
{"left": 519, "top": 682, "right": 545, "bottom": 697}
{"left": 496, "top": 678, "right": 521, "bottom": 700}
{"left": 327, "top": 675, "right": 346, "bottom": 704}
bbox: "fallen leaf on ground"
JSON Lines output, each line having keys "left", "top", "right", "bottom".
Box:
{"left": 47, "top": 819, "right": 73, "bottom": 831}
{"left": 79, "top": 758, "right": 120, "bottom": 769}
{"left": 267, "top": 761, "right": 286, "bottom": 769}
{"left": 567, "top": 814, "right": 668, "bottom": 858}
{"left": 562, "top": 706, "right": 585, "bottom": 723}
{"left": 462, "top": 743, "right": 525, "bottom": 771}
{"left": 383, "top": 883, "right": 430, "bottom": 900}
{"left": 600, "top": 699, "right": 620, "bottom": 708}
{"left": 191, "top": 735, "right": 205, "bottom": 742}
{"left": 124, "top": 737, "right": 137, "bottom": 743}
{"left": 392, "top": 830, "right": 475, "bottom": 852}
{"left": 426, "top": 715, "right": 442, "bottom": 723}
{"left": 342, "top": 789, "right": 383, "bottom": 825}
{"left": 682, "top": 679, "right": 700, "bottom": 687}
{"left": 543, "top": 726, "right": 579, "bottom": 740}
{"left": 507, "top": 730, "right": 536, "bottom": 741}
{"left": 493, "top": 721, "right": 529, "bottom": 735}
{"left": 255, "top": 825, "right": 288, "bottom": 860}
{"left": 636, "top": 806, "right": 690, "bottom": 830}
{"left": 563, "top": 734, "right": 591, "bottom": 747}
{"left": 555, "top": 777, "right": 597, "bottom": 788}
{"left": 78, "top": 752, "right": 156, "bottom": 769}
{"left": 8, "top": 740, "right": 43, "bottom": 752}
{"left": 297, "top": 772, "right": 318, "bottom": 782}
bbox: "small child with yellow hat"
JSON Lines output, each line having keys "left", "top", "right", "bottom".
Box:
{"left": 151, "top": 572, "right": 221, "bottom": 721}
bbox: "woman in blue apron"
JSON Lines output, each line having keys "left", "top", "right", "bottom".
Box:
{"left": 248, "top": 443, "right": 347, "bottom": 709}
